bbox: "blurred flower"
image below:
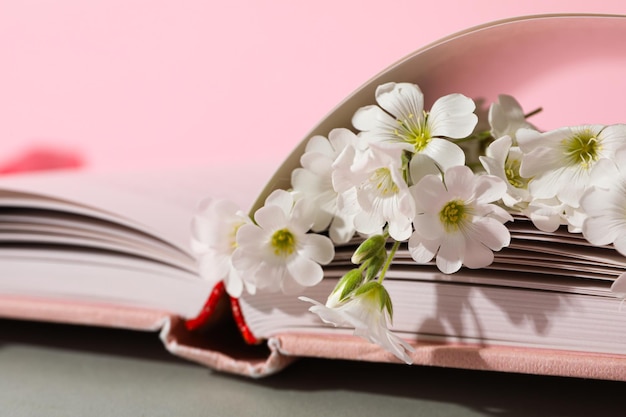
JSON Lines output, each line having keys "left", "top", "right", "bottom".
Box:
{"left": 191, "top": 198, "right": 252, "bottom": 297}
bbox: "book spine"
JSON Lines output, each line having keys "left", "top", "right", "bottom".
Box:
{"left": 184, "top": 281, "right": 260, "bottom": 345}
{"left": 230, "top": 296, "right": 260, "bottom": 345}
{"left": 184, "top": 282, "right": 226, "bottom": 331}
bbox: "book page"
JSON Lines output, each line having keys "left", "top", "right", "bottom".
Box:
{"left": 0, "top": 247, "right": 212, "bottom": 318}
{"left": 0, "top": 162, "right": 275, "bottom": 255}
{"left": 0, "top": 162, "right": 277, "bottom": 317}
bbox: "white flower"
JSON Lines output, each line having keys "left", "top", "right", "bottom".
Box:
{"left": 488, "top": 94, "right": 536, "bottom": 141}
{"left": 523, "top": 197, "right": 586, "bottom": 234}
{"left": 479, "top": 135, "right": 531, "bottom": 209}
{"left": 518, "top": 124, "right": 626, "bottom": 208}
{"left": 300, "top": 281, "right": 415, "bottom": 364}
{"left": 191, "top": 198, "right": 251, "bottom": 297}
{"left": 409, "top": 165, "right": 512, "bottom": 274}
{"left": 581, "top": 149, "right": 626, "bottom": 254}
{"left": 352, "top": 82, "right": 477, "bottom": 184}
{"left": 332, "top": 143, "right": 415, "bottom": 241}
{"left": 291, "top": 128, "right": 357, "bottom": 244}
{"left": 232, "top": 189, "right": 335, "bottom": 295}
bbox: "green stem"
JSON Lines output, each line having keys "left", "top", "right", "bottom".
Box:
{"left": 525, "top": 107, "right": 543, "bottom": 119}
{"left": 378, "top": 240, "right": 401, "bottom": 283}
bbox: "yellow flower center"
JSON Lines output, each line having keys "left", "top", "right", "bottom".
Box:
{"left": 271, "top": 228, "right": 296, "bottom": 256}
{"left": 370, "top": 168, "right": 399, "bottom": 196}
{"left": 439, "top": 200, "right": 467, "bottom": 232}
{"left": 504, "top": 157, "right": 528, "bottom": 189}
{"left": 393, "top": 111, "right": 431, "bottom": 152}
{"left": 562, "top": 129, "right": 601, "bottom": 169}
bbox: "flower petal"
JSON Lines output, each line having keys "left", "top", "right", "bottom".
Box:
{"left": 598, "top": 124, "right": 626, "bottom": 154}
{"left": 408, "top": 232, "right": 439, "bottom": 264}
{"left": 235, "top": 224, "right": 267, "bottom": 252}
{"left": 375, "top": 82, "right": 424, "bottom": 121}
{"left": 526, "top": 201, "right": 564, "bottom": 232}
{"left": 470, "top": 217, "right": 511, "bottom": 251}
{"left": 442, "top": 165, "right": 474, "bottom": 199}
{"left": 488, "top": 95, "right": 532, "bottom": 139}
{"left": 473, "top": 174, "right": 507, "bottom": 205}
{"left": 352, "top": 104, "right": 395, "bottom": 132}
{"left": 303, "top": 135, "right": 334, "bottom": 158}
{"left": 412, "top": 174, "right": 448, "bottom": 213}
{"left": 516, "top": 128, "right": 547, "bottom": 153}
{"left": 290, "top": 198, "right": 316, "bottom": 233}
{"left": 329, "top": 212, "right": 356, "bottom": 244}
{"left": 299, "top": 233, "right": 335, "bottom": 265}
{"left": 436, "top": 234, "right": 464, "bottom": 274}
{"left": 462, "top": 240, "right": 494, "bottom": 269}
{"left": 408, "top": 153, "right": 441, "bottom": 185}
{"left": 580, "top": 186, "right": 615, "bottom": 215}
{"left": 583, "top": 216, "right": 620, "bottom": 246}
{"left": 253, "top": 262, "right": 284, "bottom": 292}
{"left": 614, "top": 234, "right": 626, "bottom": 257}
{"left": 328, "top": 128, "right": 357, "bottom": 151}
{"left": 264, "top": 189, "right": 294, "bottom": 216}
{"left": 354, "top": 209, "right": 384, "bottom": 235}
{"left": 388, "top": 214, "right": 413, "bottom": 241}
{"left": 224, "top": 266, "right": 244, "bottom": 298}
{"left": 287, "top": 255, "right": 324, "bottom": 287}
{"left": 428, "top": 93, "right": 477, "bottom": 139}
{"left": 412, "top": 213, "right": 444, "bottom": 240}
{"left": 198, "top": 253, "right": 229, "bottom": 284}
{"left": 422, "top": 138, "right": 466, "bottom": 172}
{"left": 485, "top": 135, "right": 512, "bottom": 161}
{"left": 526, "top": 165, "right": 570, "bottom": 201}
{"left": 254, "top": 204, "right": 288, "bottom": 231}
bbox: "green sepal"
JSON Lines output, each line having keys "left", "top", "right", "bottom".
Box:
{"left": 351, "top": 235, "right": 387, "bottom": 264}
{"left": 354, "top": 281, "right": 394, "bottom": 320}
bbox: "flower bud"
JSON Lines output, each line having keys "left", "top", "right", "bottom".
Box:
{"left": 351, "top": 235, "right": 387, "bottom": 264}
{"left": 355, "top": 281, "right": 393, "bottom": 319}
{"left": 327, "top": 269, "right": 363, "bottom": 307}
{"left": 363, "top": 253, "right": 386, "bottom": 281}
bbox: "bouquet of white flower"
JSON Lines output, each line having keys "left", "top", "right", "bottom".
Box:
{"left": 193, "top": 80, "right": 626, "bottom": 364}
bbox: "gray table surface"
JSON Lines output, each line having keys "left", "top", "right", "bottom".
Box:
{"left": 1, "top": 319, "right": 623, "bottom": 417}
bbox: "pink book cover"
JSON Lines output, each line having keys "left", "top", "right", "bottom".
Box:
{"left": 2, "top": 13, "right": 626, "bottom": 381}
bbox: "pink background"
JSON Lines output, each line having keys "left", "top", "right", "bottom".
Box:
{"left": 1, "top": 1, "right": 626, "bottom": 173}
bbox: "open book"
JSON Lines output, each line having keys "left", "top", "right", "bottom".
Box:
{"left": 2, "top": 14, "right": 626, "bottom": 380}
